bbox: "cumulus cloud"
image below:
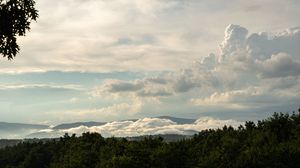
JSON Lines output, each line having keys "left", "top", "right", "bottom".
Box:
{"left": 200, "top": 53, "right": 217, "bottom": 69}
{"left": 219, "top": 24, "right": 248, "bottom": 60}
{"left": 92, "top": 78, "right": 173, "bottom": 98}
{"left": 172, "top": 69, "right": 201, "bottom": 92}
{"left": 91, "top": 24, "right": 300, "bottom": 111}
{"left": 247, "top": 27, "right": 300, "bottom": 59}
{"left": 190, "top": 87, "right": 284, "bottom": 109}
{"left": 190, "top": 25, "right": 300, "bottom": 109}
{"left": 256, "top": 53, "right": 300, "bottom": 78}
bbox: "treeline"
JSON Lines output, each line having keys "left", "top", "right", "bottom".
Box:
{"left": 0, "top": 139, "right": 22, "bottom": 149}
{"left": 1, "top": 109, "right": 300, "bottom": 168}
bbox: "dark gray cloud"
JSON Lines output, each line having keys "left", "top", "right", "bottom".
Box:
{"left": 257, "top": 53, "right": 300, "bottom": 78}
{"left": 106, "top": 80, "right": 144, "bottom": 92}
{"left": 173, "top": 69, "right": 199, "bottom": 92}
{"left": 94, "top": 77, "right": 173, "bottom": 98}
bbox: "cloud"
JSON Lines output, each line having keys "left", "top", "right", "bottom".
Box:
{"left": 27, "top": 117, "right": 243, "bottom": 138}
{"left": 103, "top": 80, "right": 144, "bottom": 92}
{"left": 172, "top": 69, "right": 200, "bottom": 92}
{"left": 137, "top": 89, "right": 172, "bottom": 97}
{"left": 256, "top": 53, "right": 300, "bottom": 78}
{"left": 219, "top": 25, "right": 300, "bottom": 62}
{"left": 0, "top": 0, "right": 191, "bottom": 73}
{"left": 267, "top": 76, "right": 300, "bottom": 91}
{"left": 92, "top": 78, "right": 173, "bottom": 98}
{"left": 0, "top": 84, "right": 83, "bottom": 90}
{"left": 200, "top": 53, "right": 217, "bottom": 69}
{"left": 247, "top": 27, "right": 300, "bottom": 59}
{"left": 95, "top": 116, "right": 241, "bottom": 137}
{"left": 54, "top": 100, "right": 143, "bottom": 122}
{"left": 1, "top": 0, "right": 300, "bottom": 124}
{"left": 219, "top": 24, "right": 248, "bottom": 60}
{"left": 190, "top": 86, "right": 284, "bottom": 109}
{"left": 189, "top": 25, "right": 300, "bottom": 109}
{"left": 90, "top": 24, "right": 300, "bottom": 112}
{"left": 2, "top": 0, "right": 299, "bottom": 73}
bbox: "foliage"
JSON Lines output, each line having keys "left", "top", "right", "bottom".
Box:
{"left": 0, "top": 0, "right": 38, "bottom": 59}
{"left": 1, "top": 109, "right": 300, "bottom": 168}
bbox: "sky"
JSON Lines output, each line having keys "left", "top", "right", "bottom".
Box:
{"left": 0, "top": 0, "right": 300, "bottom": 125}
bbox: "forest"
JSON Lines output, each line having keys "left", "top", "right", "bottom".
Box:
{"left": 1, "top": 109, "right": 300, "bottom": 168}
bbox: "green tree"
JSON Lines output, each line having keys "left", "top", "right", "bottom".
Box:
{"left": 1, "top": 108, "right": 300, "bottom": 168}
{"left": 0, "top": 0, "right": 38, "bottom": 59}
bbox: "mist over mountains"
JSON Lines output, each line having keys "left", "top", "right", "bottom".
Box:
{"left": 0, "top": 116, "right": 242, "bottom": 139}
{"left": 0, "top": 122, "right": 48, "bottom": 139}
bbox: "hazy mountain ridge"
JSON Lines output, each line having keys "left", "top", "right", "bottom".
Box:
{"left": 53, "top": 121, "right": 107, "bottom": 130}
{"left": 0, "top": 116, "right": 241, "bottom": 139}
{"left": 157, "top": 116, "right": 196, "bottom": 124}
{"left": 2, "top": 111, "right": 300, "bottom": 168}
{"left": 0, "top": 122, "right": 49, "bottom": 139}
{"left": 0, "top": 122, "right": 48, "bottom": 130}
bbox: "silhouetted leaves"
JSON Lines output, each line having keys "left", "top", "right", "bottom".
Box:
{"left": 0, "top": 0, "right": 38, "bottom": 59}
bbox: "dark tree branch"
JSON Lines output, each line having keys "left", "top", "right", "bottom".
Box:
{"left": 0, "top": 0, "right": 38, "bottom": 60}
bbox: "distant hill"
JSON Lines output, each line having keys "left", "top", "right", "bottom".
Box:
{"left": 1, "top": 116, "right": 197, "bottom": 139}
{"left": 53, "top": 121, "right": 106, "bottom": 130}
{"left": 52, "top": 116, "right": 196, "bottom": 130}
{"left": 1, "top": 110, "right": 299, "bottom": 168}
{"left": 0, "top": 122, "right": 49, "bottom": 139}
{"left": 0, "top": 122, "right": 48, "bottom": 130}
{"left": 157, "top": 116, "right": 196, "bottom": 124}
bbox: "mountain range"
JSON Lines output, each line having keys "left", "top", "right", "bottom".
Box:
{"left": 0, "top": 122, "right": 48, "bottom": 139}
{"left": 0, "top": 116, "right": 197, "bottom": 139}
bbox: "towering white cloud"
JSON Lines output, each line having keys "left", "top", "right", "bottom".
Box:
{"left": 92, "top": 24, "right": 300, "bottom": 112}
{"left": 219, "top": 24, "right": 248, "bottom": 61}
{"left": 247, "top": 27, "right": 300, "bottom": 59}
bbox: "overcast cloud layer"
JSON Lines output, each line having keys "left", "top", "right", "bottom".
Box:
{"left": 0, "top": 0, "right": 299, "bottom": 126}
{"left": 1, "top": 0, "right": 300, "bottom": 73}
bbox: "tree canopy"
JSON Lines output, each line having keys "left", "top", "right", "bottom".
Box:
{"left": 1, "top": 108, "right": 300, "bottom": 168}
{"left": 0, "top": 0, "right": 38, "bottom": 60}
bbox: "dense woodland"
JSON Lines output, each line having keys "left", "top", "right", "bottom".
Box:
{"left": 1, "top": 109, "right": 300, "bottom": 168}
